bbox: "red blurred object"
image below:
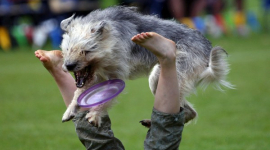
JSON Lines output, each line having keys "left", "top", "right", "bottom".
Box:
{"left": 24, "top": 25, "right": 33, "bottom": 44}
{"left": 214, "top": 14, "right": 227, "bottom": 34}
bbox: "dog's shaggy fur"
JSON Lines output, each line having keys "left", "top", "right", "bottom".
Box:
{"left": 60, "top": 6, "right": 232, "bottom": 126}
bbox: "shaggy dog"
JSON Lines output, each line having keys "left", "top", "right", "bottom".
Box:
{"left": 60, "top": 6, "right": 232, "bottom": 126}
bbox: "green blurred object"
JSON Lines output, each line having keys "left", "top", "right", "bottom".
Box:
{"left": 224, "top": 11, "right": 236, "bottom": 34}
{"left": 11, "top": 25, "right": 28, "bottom": 47}
{"left": 100, "top": 0, "right": 118, "bottom": 8}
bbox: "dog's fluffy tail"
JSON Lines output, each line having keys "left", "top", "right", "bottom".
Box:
{"left": 199, "top": 46, "right": 234, "bottom": 90}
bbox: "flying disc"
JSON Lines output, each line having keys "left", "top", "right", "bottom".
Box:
{"left": 77, "top": 79, "right": 125, "bottom": 108}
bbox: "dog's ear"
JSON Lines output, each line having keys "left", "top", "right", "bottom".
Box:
{"left": 91, "top": 21, "right": 109, "bottom": 35}
{"left": 60, "top": 14, "right": 75, "bottom": 32}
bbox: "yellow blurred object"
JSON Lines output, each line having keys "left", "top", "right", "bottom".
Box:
{"left": 234, "top": 11, "right": 246, "bottom": 27}
{"left": 180, "top": 17, "right": 195, "bottom": 29}
{"left": 0, "top": 26, "right": 11, "bottom": 51}
{"left": 28, "top": 0, "right": 42, "bottom": 11}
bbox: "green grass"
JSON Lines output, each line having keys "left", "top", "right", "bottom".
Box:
{"left": 1, "top": 33, "right": 269, "bottom": 150}
{"left": 180, "top": 33, "right": 270, "bottom": 150}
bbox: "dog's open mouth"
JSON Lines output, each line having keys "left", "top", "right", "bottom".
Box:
{"left": 74, "top": 66, "right": 93, "bottom": 88}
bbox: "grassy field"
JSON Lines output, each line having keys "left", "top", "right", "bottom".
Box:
{"left": 1, "top": 32, "right": 269, "bottom": 150}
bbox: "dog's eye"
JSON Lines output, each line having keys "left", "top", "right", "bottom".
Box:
{"left": 84, "top": 51, "right": 91, "bottom": 55}
{"left": 91, "top": 28, "right": 95, "bottom": 33}
{"left": 80, "top": 51, "right": 91, "bottom": 55}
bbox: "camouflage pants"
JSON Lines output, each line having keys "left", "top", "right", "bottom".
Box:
{"left": 73, "top": 108, "right": 185, "bottom": 150}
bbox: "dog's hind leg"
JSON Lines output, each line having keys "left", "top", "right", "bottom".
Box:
{"left": 182, "top": 99, "right": 197, "bottom": 123}
{"left": 139, "top": 119, "right": 152, "bottom": 128}
{"left": 149, "top": 64, "right": 160, "bottom": 95}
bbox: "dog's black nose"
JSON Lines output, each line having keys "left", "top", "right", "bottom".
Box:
{"left": 66, "top": 63, "right": 77, "bottom": 71}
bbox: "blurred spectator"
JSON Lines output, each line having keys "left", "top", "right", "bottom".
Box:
{"left": 167, "top": 0, "right": 206, "bottom": 24}
{"left": 149, "top": 0, "right": 166, "bottom": 17}
{"left": 144, "top": 0, "right": 206, "bottom": 29}
{"left": 205, "top": 0, "right": 251, "bottom": 36}
{"left": 49, "top": 0, "right": 99, "bottom": 14}
{"left": 205, "top": 0, "right": 227, "bottom": 35}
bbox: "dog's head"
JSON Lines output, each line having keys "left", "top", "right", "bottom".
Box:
{"left": 60, "top": 15, "right": 116, "bottom": 88}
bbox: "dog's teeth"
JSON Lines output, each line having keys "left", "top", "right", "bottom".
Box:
{"left": 76, "top": 77, "right": 85, "bottom": 88}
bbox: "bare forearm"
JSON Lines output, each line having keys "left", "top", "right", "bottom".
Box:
{"left": 154, "top": 63, "right": 180, "bottom": 114}
{"left": 50, "top": 70, "right": 76, "bottom": 107}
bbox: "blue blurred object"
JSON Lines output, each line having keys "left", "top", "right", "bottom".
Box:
{"left": 49, "top": 26, "right": 63, "bottom": 49}
{"left": 263, "top": 0, "right": 270, "bottom": 10}
{"left": 0, "top": 0, "right": 12, "bottom": 14}
{"left": 246, "top": 11, "right": 261, "bottom": 32}
{"left": 193, "top": 17, "right": 206, "bottom": 34}
{"left": 263, "top": 0, "right": 270, "bottom": 32}
{"left": 149, "top": 0, "right": 165, "bottom": 17}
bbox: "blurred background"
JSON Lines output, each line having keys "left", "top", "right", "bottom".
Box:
{"left": 0, "top": 0, "right": 268, "bottom": 50}
{"left": 0, "top": 0, "right": 269, "bottom": 150}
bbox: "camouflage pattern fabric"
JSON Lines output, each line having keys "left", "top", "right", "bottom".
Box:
{"left": 144, "top": 108, "right": 185, "bottom": 150}
{"left": 73, "top": 108, "right": 184, "bottom": 150}
{"left": 73, "top": 112, "right": 125, "bottom": 150}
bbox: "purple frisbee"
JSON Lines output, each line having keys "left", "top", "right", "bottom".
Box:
{"left": 77, "top": 79, "right": 125, "bottom": 108}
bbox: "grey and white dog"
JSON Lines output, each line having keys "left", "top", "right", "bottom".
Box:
{"left": 60, "top": 6, "right": 232, "bottom": 126}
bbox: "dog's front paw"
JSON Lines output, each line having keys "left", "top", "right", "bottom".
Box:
{"left": 62, "top": 101, "right": 80, "bottom": 122}
{"left": 62, "top": 108, "right": 76, "bottom": 122}
{"left": 85, "top": 111, "right": 102, "bottom": 127}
